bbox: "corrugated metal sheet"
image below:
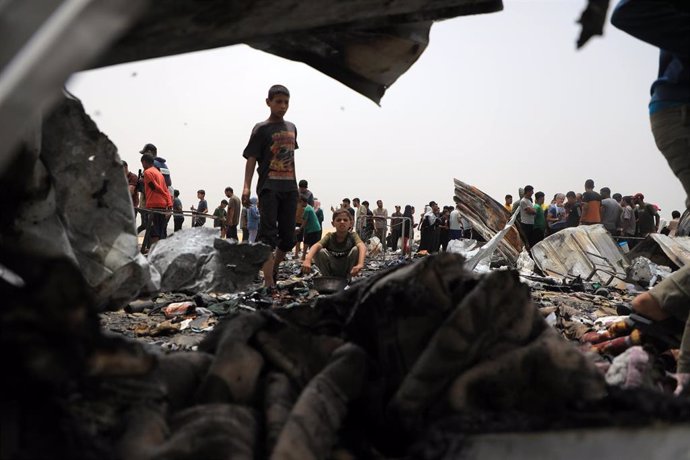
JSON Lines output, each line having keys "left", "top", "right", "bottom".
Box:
{"left": 531, "top": 224, "right": 628, "bottom": 289}
{"left": 627, "top": 234, "right": 690, "bottom": 268}
{"left": 453, "top": 178, "right": 523, "bottom": 264}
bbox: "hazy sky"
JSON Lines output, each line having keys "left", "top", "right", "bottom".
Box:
{"left": 66, "top": 0, "right": 684, "bottom": 223}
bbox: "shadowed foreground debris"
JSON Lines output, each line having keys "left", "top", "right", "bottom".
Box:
{"left": 3, "top": 252, "right": 690, "bottom": 459}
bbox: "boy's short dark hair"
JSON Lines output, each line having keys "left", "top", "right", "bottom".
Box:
{"left": 672, "top": 210, "right": 681, "bottom": 219}
{"left": 600, "top": 187, "right": 611, "bottom": 197}
{"left": 505, "top": 194, "right": 512, "bottom": 200}
{"left": 342, "top": 198, "right": 351, "bottom": 204}
{"left": 198, "top": 189, "right": 205, "bottom": 195}
{"left": 585, "top": 179, "right": 595, "bottom": 189}
{"left": 298, "top": 179, "right": 308, "bottom": 188}
{"left": 174, "top": 189, "right": 179, "bottom": 197}
{"left": 122, "top": 160, "right": 128, "bottom": 168}
{"left": 535, "top": 191, "right": 545, "bottom": 200}
{"left": 362, "top": 200, "right": 369, "bottom": 207}
{"left": 353, "top": 198, "right": 360, "bottom": 204}
{"left": 221, "top": 199, "right": 228, "bottom": 205}
{"left": 524, "top": 185, "right": 534, "bottom": 193}
{"left": 566, "top": 191, "right": 576, "bottom": 199}
{"left": 268, "top": 84, "right": 290, "bottom": 100}
{"left": 332, "top": 209, "right": 352, "bottom": 221}
{"left": 141, "top": 153, "right": 154, "bottom": 165}
{"left": 225, "top": 186, "right": 233, "bottom": 193}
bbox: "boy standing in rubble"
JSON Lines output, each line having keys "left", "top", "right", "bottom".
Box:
{"left": 242, "top": 84, "right": 299, "bottom": 289}
{"left": 611, "top": 0, "right": 690, "bottom": 395}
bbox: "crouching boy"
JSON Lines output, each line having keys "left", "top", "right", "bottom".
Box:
{"left": 301, "top": 209, "right": 366, "bottom": 279}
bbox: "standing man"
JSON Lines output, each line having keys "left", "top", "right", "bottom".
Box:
{"left": 172, "top": 189, "right": 184, "bottom": 232}
{"left": 390, "top": 205, "right": 403, "bottom": 250}
{"left": 600, "top": 187, "right": 622, "bottom": 235}
{"left": 140, "top": 153, "right": 172, "bottom": 252}
{"left": 519, "top": 185, "right": 537, "bottom": 249}
{"left": 612, "top": 0, "right": 690, "bottom": 395}
{"left": 373, "top": 199, "right": 388, "bottom": 245}
{"left": 353, "top": 198, "right": 365, "bottom": 236}
{"left": 224, "top": 186, "right": 242, "bottom": 240}
{"left": 449, "top": 203, "right": 463, "bottom": 241}
{"left": 580, "top": 179, "right": 602, "bottom": 225}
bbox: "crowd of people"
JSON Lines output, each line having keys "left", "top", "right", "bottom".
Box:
{"left": 507, "top": 179, "right": 680, "bottom": 251}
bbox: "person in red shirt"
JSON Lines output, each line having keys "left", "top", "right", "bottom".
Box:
{"left": 141, "top": 153, "right": 172, "bottom": 248}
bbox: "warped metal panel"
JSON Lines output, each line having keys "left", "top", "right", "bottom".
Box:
{"left": 531, "top": 224, "right": 628, "bottom": 289}
{"left": 627, "top": 234, "right": 690, "bottom": 268}
{"left": 453, "top": 178, "right": 523, "bottom": 264}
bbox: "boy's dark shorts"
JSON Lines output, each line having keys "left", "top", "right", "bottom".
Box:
{"left": 258, "top": 188, "right": 298, "bottom": 252}
{"left": 304, "top": 230, "right": 320, "bottom": 247}
{"left": 295, "top": 226, "right": 305, "bottom": 242}
{"left": 149, "top": 209, "right": 167, "bottom": 238}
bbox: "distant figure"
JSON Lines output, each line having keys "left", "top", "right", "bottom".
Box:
{"left": 449, "top": 204, "right": 463, "bottom": 241}
{"left": 401, "top": 205, "right": 416, "bottom": 255}
{"left": 298, "top": 179, "right": 314, "bottom": 206}
{"left": 247, "top": 197, "right": 260, "bottom": 243}
{"left": 667, "top": 210, "right": 681, "bottom": 237}
{"left": 419, "top": 202, "right": 440, "bottom": 252}
{"left": 225, "top": 186, "right": 242, "bottom": 240}
{"left": 519, "top": 185, "right": 537, "bottom": 248}
{"left": 373, "top": 200, "right": 388, "bottom": 245}
{"left": 634, "top": 193, "right": 659, "bottom": 237}
{"left": 140, "top": 153, "right": 172, "bottom": 251}
{"left": 360, "top": 200, "right": 373, "bottom": 241}
{"left": 390, "top": 205, "right": 403, "bottom": 250}
{"left": 619, "top": 196, "right": 636, "bottom": 242}
{"left": 301, "top": 209, "right": 366, "bottom": 279}
{"left": 191, "top": 189, "right": 208, "bottom": 227}
{"left": 564, "top": 191, "right": 581, "bottom": 228}
{"left": 298, "top": 195, "right": 322, "bottom": 260}
{"left": 438, "top": 206, "right": 451, "bottom": 252}
{"left": 504, "top": 194, "right": 513, "bottom": 213}
{"left": 172, "top": 189, "right": 184, "bottom": 232}
{"left": 547, "top": 193, "right": 567, "bottom": 233}
{"left": 213, "top": 199, "right": 228, "bottom": 237}
{"left": 353, "top": 197, "right": 365, "bottom": 236}
{"left": 600, "top": 186, "right": 622, "bottom": 235}
{"left": 240, "top": 205, "right": 249, "bottom": 242}
{"left": 580, "top": 179, "right": 602, "bottom": 225}
{"left": 241, "top": 84, "right": 299, "bottom": 288}
{"left": 138, "top": 144, "right": 172, "bottom": 234}
{"left": 314, "top": 199, "right": 325, "bottom": 240}
{"left": 533, "top": 191, "right": 546, "bottom": 245}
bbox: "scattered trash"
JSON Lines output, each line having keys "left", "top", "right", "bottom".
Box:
{"left": 627, "top": 256, "right": 672, "bottom": 288}
{"left": 162, "top": 301, "right": 195, "bottom": 318}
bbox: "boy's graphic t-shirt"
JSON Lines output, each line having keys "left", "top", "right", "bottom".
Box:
{"left": 243, "top": 120, "right": 298, "bottom": 194}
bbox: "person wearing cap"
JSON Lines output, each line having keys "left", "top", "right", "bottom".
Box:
{"left": 612, "top": 0, "right": 690, "bottom": 396}
{"left": 139, "top": 143, "right": 173, "bottom": 235}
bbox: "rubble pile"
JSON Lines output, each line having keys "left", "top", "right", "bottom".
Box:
{"left": 4, "top": 251, "right": 690, "bottom": 459}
